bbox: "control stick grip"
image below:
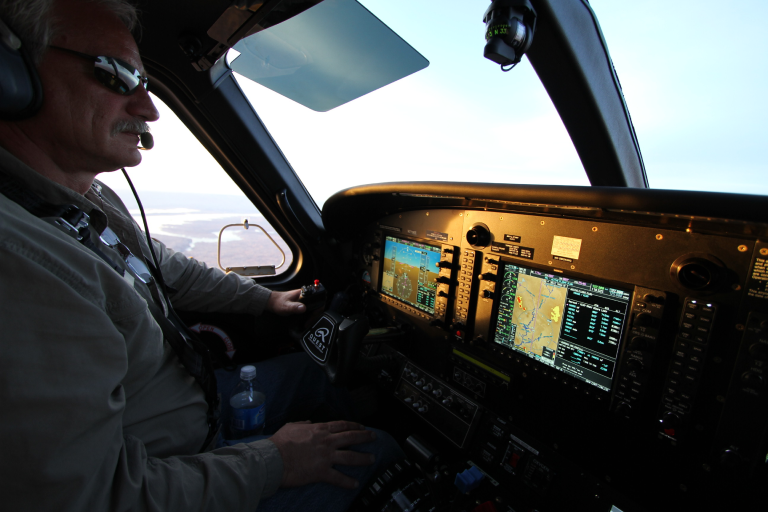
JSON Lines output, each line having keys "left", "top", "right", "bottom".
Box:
{"left": 299, "top": 279, "right": 327, "bottom": 312}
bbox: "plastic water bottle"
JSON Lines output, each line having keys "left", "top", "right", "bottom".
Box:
{"left": 229, "top": 365, "right": 266, "bottom": 439}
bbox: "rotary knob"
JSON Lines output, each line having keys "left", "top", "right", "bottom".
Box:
{"left": 466, "top": 223, "right": 491, "bottom": 248}
{"left": 659, "top": 411, "right": 680, "bottom": 429}
{"left": 629, "top": 336, "right": 650, "bottom": 352}
{"left": 633, "top": 312, "right": 656, "bottom": 328}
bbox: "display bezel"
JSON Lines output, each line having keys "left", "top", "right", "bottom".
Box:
{"left": 378, "top": 235, "right": 443, "bottom": 316}
{"left": 488, "top": 259, "right": 634, "bottom": 393}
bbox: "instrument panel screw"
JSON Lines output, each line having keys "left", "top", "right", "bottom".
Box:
{"left": 592, "top": 227, "right": 598, "bottom": 232}
{"left": 656, "top": 234, "right": 663, "bottom": 240}
{"left": 570, "top": 265, "right": 576, "bottom": 270}
{"left": 548, "top": 261, "right": 553, "bottom": 265}
{"left": 760, "top": 248, "right": 768, "bottom": 256}
{"left": 426, "top": 212, "right": 429, "bottom": 216}
{"left": 716, "top": 395, "right": 725, "bottom": 403}
{"left": 736, "top": 324, "right": 745, "bottom": 331}
{"left": 499, "top": 216, "right": 503, "bottom": 220}
{"left": 540, "top": 221, "right": 545, "bottom": 225}
{"left": 738, "top": 245, "right": 748, "bottom": 252}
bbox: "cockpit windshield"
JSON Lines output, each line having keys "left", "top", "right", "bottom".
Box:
{"left": 232, "top": 0, "right": 768, "bottom": 208}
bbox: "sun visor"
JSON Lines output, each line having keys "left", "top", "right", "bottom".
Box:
{"left": 227, "top": 0, "right": 429, "bottom": 111}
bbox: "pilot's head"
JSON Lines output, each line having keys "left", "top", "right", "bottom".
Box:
{"left": 0, "top": 0, "right": 159, "bottom": 194}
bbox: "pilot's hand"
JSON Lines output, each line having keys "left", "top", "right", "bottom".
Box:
{"left": 266, "top": 289, "right": 306, "bottom": 316}
{"left": 270, "top": 420, "right": 376, "bottom": 489}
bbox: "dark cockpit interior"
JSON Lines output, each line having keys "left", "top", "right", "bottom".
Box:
{"left": 69, "top": 0, "right": 768, "bottom": 510}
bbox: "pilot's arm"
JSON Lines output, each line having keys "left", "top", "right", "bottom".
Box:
{"left": 99, "top": 184, "right": 306, "bottom": 319}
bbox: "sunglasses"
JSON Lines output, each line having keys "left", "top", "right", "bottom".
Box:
{"left": 49, "top": 45, "right": 149, "bottom": 95}
{"left": 99, "top": 226, "right": 153, "bottom": 284}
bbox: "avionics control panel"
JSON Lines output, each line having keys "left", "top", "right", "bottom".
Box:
{"left": 353, "top": 205, "right": 768, "bottom": 511}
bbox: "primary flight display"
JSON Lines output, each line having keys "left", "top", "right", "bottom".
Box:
{"left": 381, "top": 236, "right": 441, "bottom": 315}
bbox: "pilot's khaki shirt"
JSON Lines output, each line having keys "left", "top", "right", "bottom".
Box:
{"left": 0, "top": 146, "right": 283, "bottom": 511}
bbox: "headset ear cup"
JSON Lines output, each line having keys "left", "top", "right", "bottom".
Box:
{"left": 0, "top": 18, "right": 43, "bottom": 120}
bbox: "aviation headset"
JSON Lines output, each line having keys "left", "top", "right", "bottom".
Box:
{"left": 0, "top": 16, "right": 43, "bottom": 120}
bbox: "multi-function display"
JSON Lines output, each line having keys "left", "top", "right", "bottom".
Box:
{"left": 381, "top": 236, "right": 442, "bottom": 315}
{"left": 492, "top": 262, "right": 631, "bottom": 391}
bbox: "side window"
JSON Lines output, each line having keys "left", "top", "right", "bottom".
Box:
{"left": 97, "top": 94, "right": 293, "bottom": 276}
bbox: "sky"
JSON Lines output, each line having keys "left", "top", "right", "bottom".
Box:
{"left": 99, "top": 0, "right": 768, "bottom": 208}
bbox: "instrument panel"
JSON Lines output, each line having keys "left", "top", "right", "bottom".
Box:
{"left": 348, "top": 203, "right": 768, "bottom": 511}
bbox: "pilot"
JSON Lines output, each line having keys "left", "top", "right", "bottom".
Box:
{"left": 0, "top": 0, "right": 402, "bottom": 510}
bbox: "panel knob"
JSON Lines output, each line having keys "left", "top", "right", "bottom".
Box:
{"left": 659, "top": 411, "right": 680, "bottom": 429}
{"left": 633, "top": 312, "right": 656, "bottom": 328}
{"left": 629, "top": 336, "right": 651, "bottom": 352}
{"left": 466, "top": 223, "right": 491, "bottom": 248}
{"left": 614, "top": 400, "right": 632, "bottom": 416}
{"left": 742, "top": 371, "right": 764, "bottom": 389}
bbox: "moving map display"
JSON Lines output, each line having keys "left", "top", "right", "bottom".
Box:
{"left": 381, "top": 236, "right": 441, "bottom": 315}
{"left": 492, "top": 263, "right": 631, "bottom": 391}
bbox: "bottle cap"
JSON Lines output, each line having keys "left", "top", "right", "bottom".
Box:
{"left": 240, "top": 365, "right": 256, "bottom": 380}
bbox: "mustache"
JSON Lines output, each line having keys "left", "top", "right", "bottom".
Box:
{"left": 112, "top": 119, "right": 150, "bottom": 136}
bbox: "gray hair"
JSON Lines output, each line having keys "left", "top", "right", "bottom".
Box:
{"left": 0, "top": 0, "right": 139, "bottom": 64}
